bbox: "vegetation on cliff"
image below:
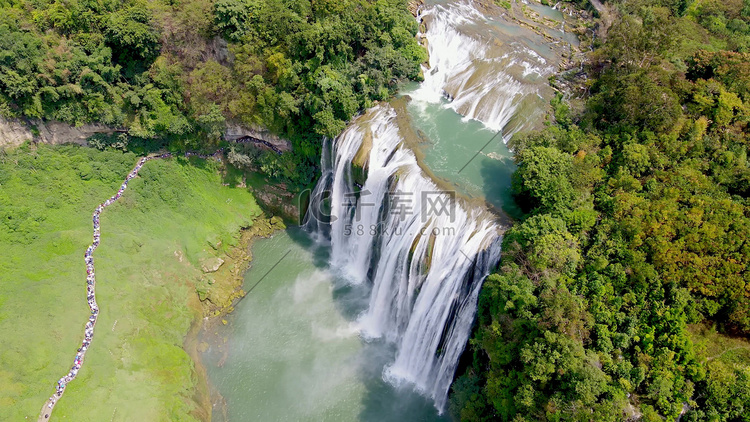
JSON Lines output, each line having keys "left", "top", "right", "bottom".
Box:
{"left": 0, "top": 0, "right": 426, "bottom": 185}
{"left": 451, "top": 1, "right": 750, "bottom": 421}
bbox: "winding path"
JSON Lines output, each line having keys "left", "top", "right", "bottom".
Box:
{"left": 38, "top": 151, "right": 219, "bottom": 421}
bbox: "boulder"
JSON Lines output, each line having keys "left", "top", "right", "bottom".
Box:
{"left": 201, "top": 257, "right": 225, "bottom": 273}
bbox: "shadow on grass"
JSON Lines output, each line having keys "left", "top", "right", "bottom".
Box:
{"left": 220, "top": 161, "right": 245, "bottom": 187}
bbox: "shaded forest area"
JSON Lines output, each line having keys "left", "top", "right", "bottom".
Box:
{"left": 452, "top": 0, "right": 750, "bottom": 421}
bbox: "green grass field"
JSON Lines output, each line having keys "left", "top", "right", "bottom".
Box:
{"left": 0, "top": 144, "right": 262, "bottom": 420}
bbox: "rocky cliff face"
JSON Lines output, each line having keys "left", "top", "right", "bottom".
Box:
{"left": 0, "top": 117, "right": 115, "bottom": 149}
{"left": 0, "top": 118, "right": 30, "bottom": 148}
{"left": 408, "top": 0, "right": 425, "bottom": 17}
{"left": 0, "top": 116, "right": 294, "bottom": 153}
{"left": 223, "top": 123, "right": 292, "bottom": 152}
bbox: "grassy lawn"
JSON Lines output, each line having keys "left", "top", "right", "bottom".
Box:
{"left": 0, "top": 144, "right": 262, "bottom": 420}
{"left": 690, "top": 324, "right": 750, "bottom": 365}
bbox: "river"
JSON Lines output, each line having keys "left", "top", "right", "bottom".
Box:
{"left": 200, "top": 0, "right": 577, "bottom": 420}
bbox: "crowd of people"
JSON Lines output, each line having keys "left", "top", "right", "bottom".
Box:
{"left": 41, "top": 150, "right": 224, "bottom": 419}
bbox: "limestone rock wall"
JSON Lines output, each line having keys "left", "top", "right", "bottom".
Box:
{"left": 224, "top": 123, "right": 292, "bottom": 152}
{"left": 0, "top": 117, "right": 114, "bottom": 149}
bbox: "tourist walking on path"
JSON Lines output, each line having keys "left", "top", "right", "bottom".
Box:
{"left": 38, "top": 151, "right": 223, "bottom": 421}
{"left": 38, "top": 153, "right": 167, "bottom": 420}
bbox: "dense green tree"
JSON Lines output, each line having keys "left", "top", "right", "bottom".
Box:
{"left": 104, "top": 6, "right": 160, "bottom": 71}
{"left": 512, "top": 147, "right": 576, "bottom": 213}
{"left": 213, "top": 0, "right": 261, "bottom": 42}
{"left": 453, "top": 1, "right": 750, "bottom": 420}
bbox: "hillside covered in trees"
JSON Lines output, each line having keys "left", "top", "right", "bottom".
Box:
{"left": 451, "top": 0, "right": 750, "bottom": 421}
{"left": 0, "top": 0, "right": 425, "bottom": 185}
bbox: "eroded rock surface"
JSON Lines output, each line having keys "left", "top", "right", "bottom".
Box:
{"left": 0, "top": 117, "right": 115, "bottom": 149}
{"left": 201, "top": 257, "right": 225, "bottom": 273}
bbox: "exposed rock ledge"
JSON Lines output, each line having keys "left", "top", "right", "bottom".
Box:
{"left": 223, "top": 123, "right": 292, "bottom": 152}
{"left": 0, "top": 116, "right": 293, "bottom": 153}
{"left": 200, "top": 257, "right": 225, "bottom": 273}
{"left": 0, "top": 117, "right": 114, "bottom": 149}
{"left": 408, "top": 0, "right": 425, "bottom": 17}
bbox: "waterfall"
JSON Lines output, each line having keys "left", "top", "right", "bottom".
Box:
{"left": 411, "top": 1, "right": 555, "bottom": 137}
{"left": 306, "top": 106, "right": 501, "bottom": 412}
{"left": 300, "top": 0, "right": 572, "bottom": 413}
{"left": 302, "top": 138, "right": 333, "bottom": 242}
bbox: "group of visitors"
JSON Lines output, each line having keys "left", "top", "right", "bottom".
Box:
{"left": 44, "top": 155, "right": 151, "bottom": 413}
{"left": 41, "top": 151, "right": 223, "bottom": 419}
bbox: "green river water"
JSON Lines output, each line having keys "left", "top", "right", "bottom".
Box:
{"left": 402, "top": 83, "right": 520, "bottom": 218}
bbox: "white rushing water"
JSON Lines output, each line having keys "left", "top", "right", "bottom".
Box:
{"left": 206, "top": 1, "right": 577, "bottom": 419}
{"left": 307, "top": 107, "right": 501, "bottom": 412}
{"left": 411, "top": 1, "right": 555, "bottom": 136}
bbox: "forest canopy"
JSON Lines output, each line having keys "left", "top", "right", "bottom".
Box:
{"left": 0, "top": 0, "right": 426, "bottom": 185}
{"left": 451, "top": 0, "right": 750, "bottom": 421}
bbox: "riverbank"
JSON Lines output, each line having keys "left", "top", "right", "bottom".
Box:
{"left": 184, "top": 215, "right": 285, "bottom": 421}
{"left": 0, "top": 143, "right": 274, "bottom": 420}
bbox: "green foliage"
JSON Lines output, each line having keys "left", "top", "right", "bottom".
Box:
{"left": 687, "top": 325, "right": 750, "bottom": 421}
{"left": 0, "top": 0, "right": 425, "bottom": 187}
{"left": 0, "top": 144, "right": 262, "bottom": 420}
{"left": 453, "top": 1, "right": 750, "bottom": 420}
{"left": 512, "top": 147, "right": 576, "bottom": 213}
{"left": 590, "top": 68, "right": 683, "bottom": 132}
{"left": 0, "top": 0, "right": 197, "bottom": 140}
{"left": 216, "top": 0, "right": 424, "bottom": 142}
{"left": 495, "top": 0, "right": 512, "bottom": 10}
{"left": 687, "top": 49, "right": 750, "bottom": 101}
{"left": 505, "top": 215, "right": 581, "bottom": 275}
{"left": 104, "top": 5, "right": 160, "bottom": 70}
{"left": 213, "top": 0, "right": 262, "bottom": 42}
{"left": 199, "top": 0, "right": 425, "bottom": 185}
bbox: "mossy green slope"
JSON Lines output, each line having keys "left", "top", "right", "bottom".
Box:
{"left": 0, "top": 144, "right": 262, "bottom": 420}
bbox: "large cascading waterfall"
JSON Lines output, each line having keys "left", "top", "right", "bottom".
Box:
{"left": 201, "top": 1, "right": 579, "bottom": 419}
{"left": 412, "top": 1, "right": 556, "bottom": 136}
{"left": 302, "top": 0, "right": 574, "bottom": 413}
{"left": 306, "top": 106, "right": 501, "bottom": 412}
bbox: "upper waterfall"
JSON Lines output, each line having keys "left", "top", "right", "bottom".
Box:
{"left": 411, "top": 0, "right": 562, "bottom": 137}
